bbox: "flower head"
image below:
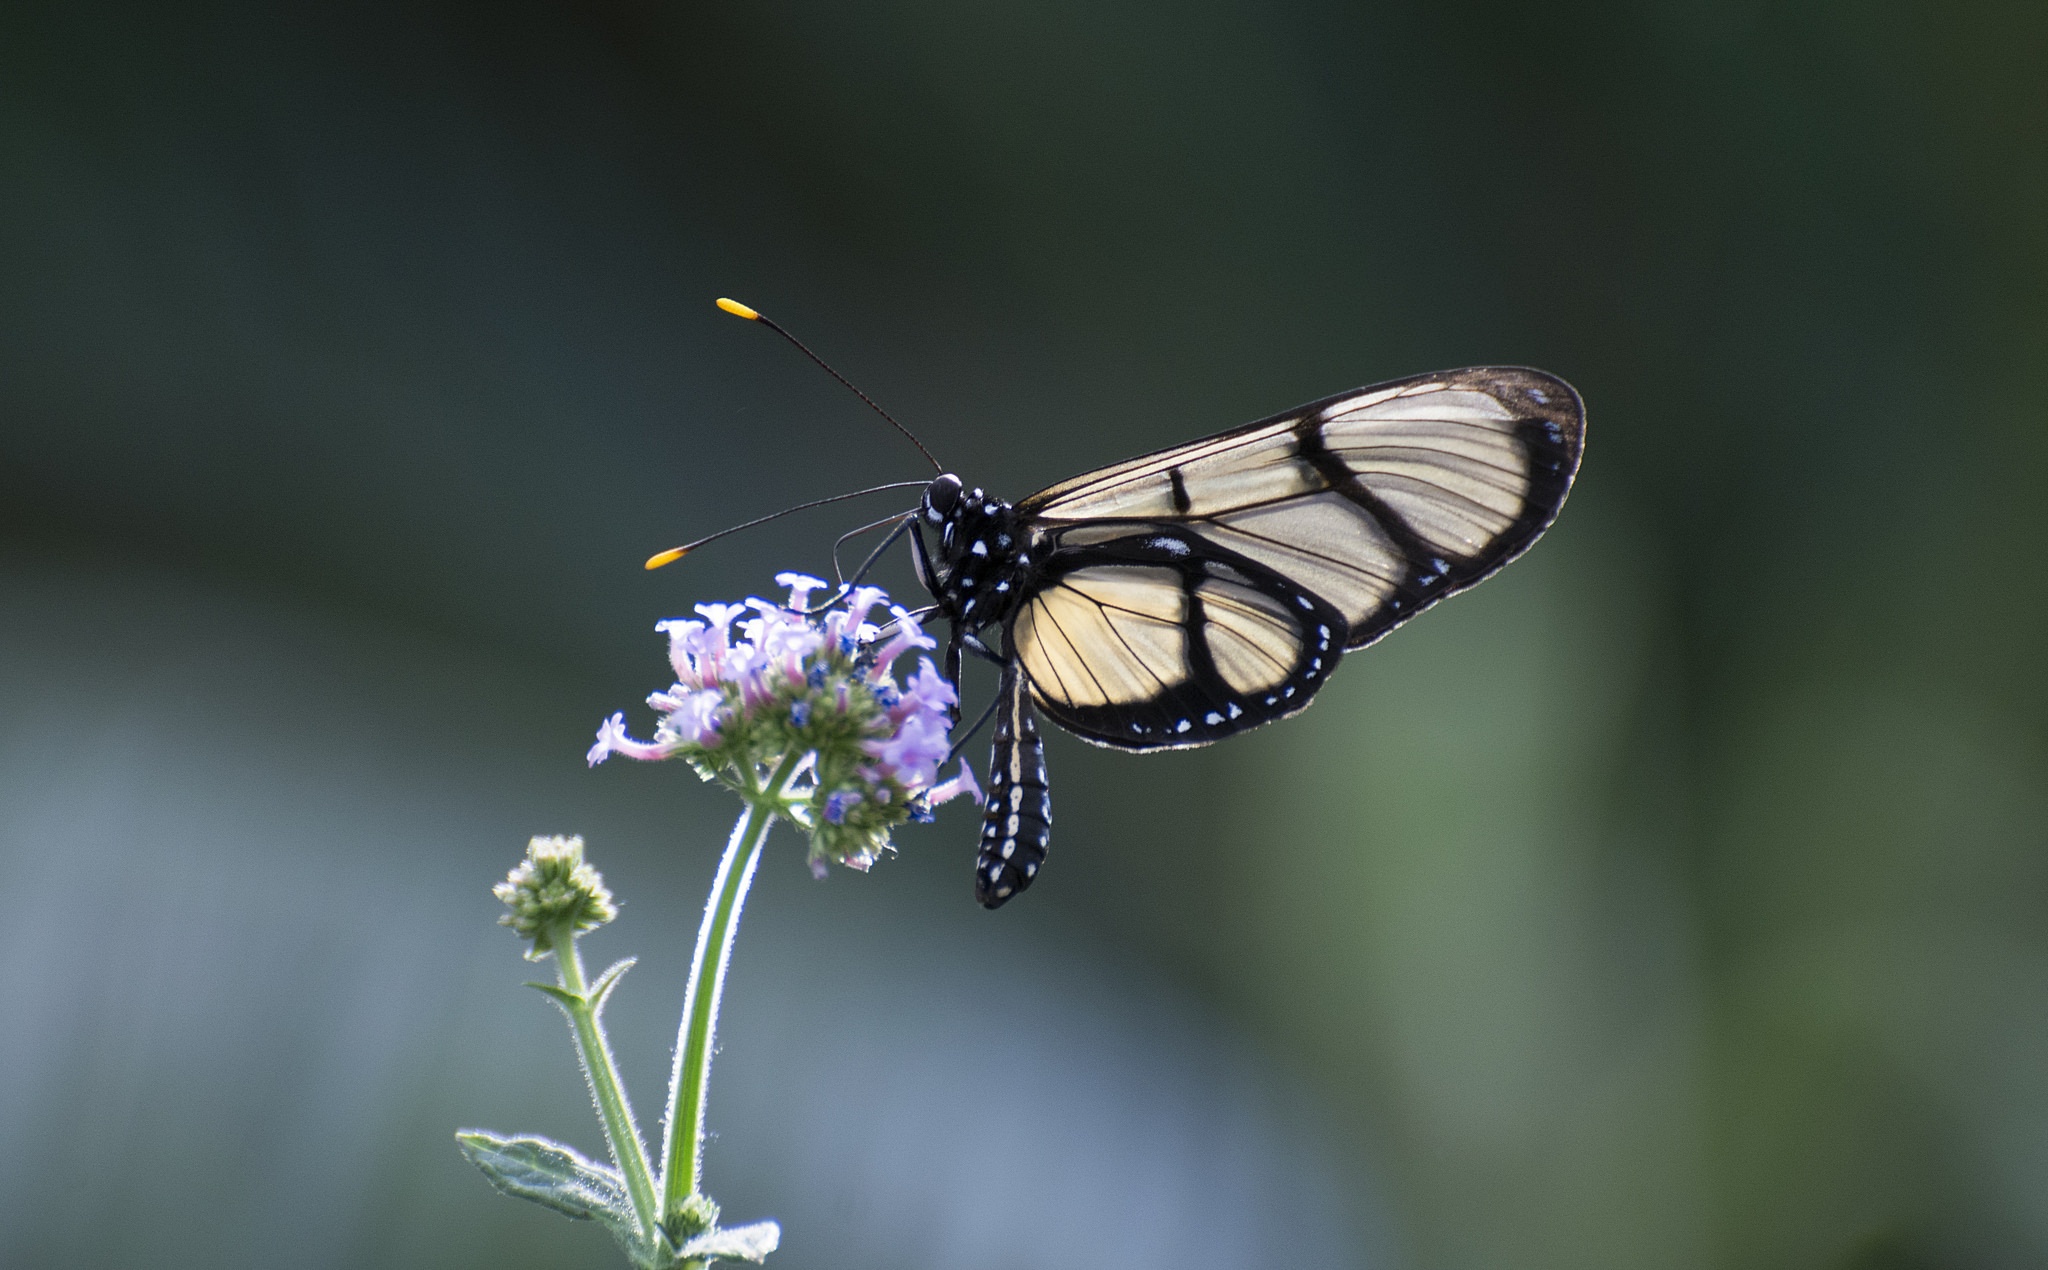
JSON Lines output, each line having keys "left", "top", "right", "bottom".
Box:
{"left": 494, "top": 835, "right": 618, "bottom": 959}
{"left": 589, "top": 577, "right": 983, "bottom": 874}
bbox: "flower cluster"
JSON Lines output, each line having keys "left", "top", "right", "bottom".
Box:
{"left": 588, "top": 573, "right": 981, "bottom": 874}
{"left": 494, "top": 835, "right": 618, "bottom": 959}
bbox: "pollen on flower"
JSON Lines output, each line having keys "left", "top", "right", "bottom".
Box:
{"left": 588, "top": 574, "right": 980, "bottom": 875}
{"left": 494, "top": 835, "right": 618, "bottom": 959}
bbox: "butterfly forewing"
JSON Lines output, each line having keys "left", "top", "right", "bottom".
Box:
{"left": 1016, "top": 367, "right": 1584, "bottom": 653}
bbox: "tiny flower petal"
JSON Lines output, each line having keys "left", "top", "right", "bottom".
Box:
{"left": 845, "top": 585, "right": 887, "bottom": 624}
{"left": 870, "top": 606, "right": 938, "bottom": 676}
{"left": 775, "top": 572, "right": 830, "bottom": 610}
{"left": 588, "top": 712, "right": 685, "bottom": 765}
{"left": 862, "top": 711, "right": 952, "bottom": 786}
{"left": 902, "top": 656, "right": 960, "bottom": 714}
{"left": 665, "top": 689, "right": 726, "bottom": 745}
{"left": 926, "top": 760, "right": 985, "bottom": 807}
{"left": 695, "top": 601, "right": 748, "bottom": 630}
{"left": 657, "top": 618, "right": 709, "bottom": 685}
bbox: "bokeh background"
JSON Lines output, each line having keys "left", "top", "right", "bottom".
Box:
{"left": 3, "top": 2, "right": 2044, "bottom": 1267}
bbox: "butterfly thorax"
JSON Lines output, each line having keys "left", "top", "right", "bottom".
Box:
{"left": 912, "top": 474, "right": 1035, "bottom": 634}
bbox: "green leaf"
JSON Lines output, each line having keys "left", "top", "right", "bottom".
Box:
{"left": 523, "top": 980, "right": 585, "bottom": 1011}
{"left": 588, "top": 957, "right": 638, "bottom": 1015}
{"left": 455, "top": 1130, "right": 635, "bottom": 1234}
{"left": 679, "top": 1220, "right": 782, "bottom": 1264}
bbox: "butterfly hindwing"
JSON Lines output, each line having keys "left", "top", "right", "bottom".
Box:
{"left": 976, "top": 660, "right": 1053, "bottom": 908}
{"left": 1007, "top": 527, "right": 1349, "bottom": 752}
{"left": 1017, "top": 367, "right": 1584, "bottom": 653}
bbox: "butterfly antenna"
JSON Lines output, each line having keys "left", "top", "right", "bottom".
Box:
{"left": 644, "top": 482, "right": 929, "bottom": 570}
{"left": 717, "top": 297, "right": 944, "bottom": 473}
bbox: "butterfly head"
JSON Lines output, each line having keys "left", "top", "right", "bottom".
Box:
{"left": 921, "top": 473, "right": 964, "bottom": 524}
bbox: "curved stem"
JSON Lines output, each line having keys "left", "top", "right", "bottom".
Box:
{"left": 660, "top": 750, "right": 803, "bottom": 1217}
{"left": 551, "top": 923, "right": 661, "bottom": 1239}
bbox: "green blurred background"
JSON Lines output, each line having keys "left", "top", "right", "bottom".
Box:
{"left": 3, "top": 2, "right": 2044, "bottom": 1267}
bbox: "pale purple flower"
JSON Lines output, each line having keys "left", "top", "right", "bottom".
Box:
{"left": 690, "top": 603, "right": 747, "bottom": 680}
{"left": 588, "top": 712, "right": 684, "bottom": 764}
{"left": 657, "top": 618, "right": 709, "bottom": 686}
{"left": 925, "top": 761, "right": 983, "bottom": 808}
{"left": 868, "top": 606, "right": 937, "bottom": 680}
{"left": 775, "top": 571, "right": 830, "bottom": 610}
{"left": 750, "top": 604, "right": 824, "bottom": 684}
{"left": 590, "top": 574, "right": 975, "bottom": 874}
{"left": 897, "top": 656, "right": 958, "bottom": 721}
{"left": 863, "top": 711, "right": 952, "bottom": 787}
{"left": 822, "top": 790, "right": 863, "bottom": 824}
{"left": 823, "top": 586, "right": 887, "bottom": 655}
{"left": 664, "top": 688, "right": 727, "bottom": 746}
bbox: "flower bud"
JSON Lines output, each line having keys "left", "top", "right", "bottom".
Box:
{"left": 494, "top": 835, "right": 618, "bottom": 959}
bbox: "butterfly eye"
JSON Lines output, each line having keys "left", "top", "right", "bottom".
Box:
{"left": 924, "top": 474, "right": 963, "bottom": 522}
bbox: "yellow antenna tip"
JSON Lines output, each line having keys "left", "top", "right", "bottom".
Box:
{"left": 716, "top": 297, "right": 760, "bottom": 321}
{"left": 644, "top": 546, "right": 690, "bottom": 571}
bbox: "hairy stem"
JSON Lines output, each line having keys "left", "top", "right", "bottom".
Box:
{"left": 551, "top": 922, "right": 661, "bottom": 1238}
{"left": 661, "top": 750, "right": 802, "bottom": 1217}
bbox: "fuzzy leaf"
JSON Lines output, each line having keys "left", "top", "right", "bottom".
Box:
{"left": 456, "top": 1130, "right": 633, "bottom": 1230}
{"left": 680, "top": 1219, "right": 782, "bottom": 1263}
{"left": 588, "top": 957, "right": 638, "bottom": 1015}
{"left": 523, "top": 981, "right": 585, "bottom": 1011}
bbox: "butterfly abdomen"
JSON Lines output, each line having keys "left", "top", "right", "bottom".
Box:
{"left": 975, "top": 663, "right": 1051, "bottom": 908}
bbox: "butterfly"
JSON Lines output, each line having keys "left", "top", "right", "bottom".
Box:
{"left": 692, "top": 301, "right": 1584, "bottom": 908}
{"left": 903, "top": 367, "right": 1585, "bottom": 907}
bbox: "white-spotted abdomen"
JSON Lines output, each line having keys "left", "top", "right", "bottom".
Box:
{"left": 975, "top": 662, "right": 1051, "bottom": 908}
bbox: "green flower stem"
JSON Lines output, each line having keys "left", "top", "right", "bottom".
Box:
{"left": 548, "top": 920, "right": 662, "bottom": 1239}
{"left": 661, "top": 750, "right": 802, "bottom": 1218}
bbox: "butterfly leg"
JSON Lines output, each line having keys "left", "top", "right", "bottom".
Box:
{"left": 942, "top": 625, "right": 964, "bottom": 728}
{"left": 959, "top": 631, "right": 1004, "bottom": 663}
{"left": 975, "top": 662, "right": 1052, "bottom": 909}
